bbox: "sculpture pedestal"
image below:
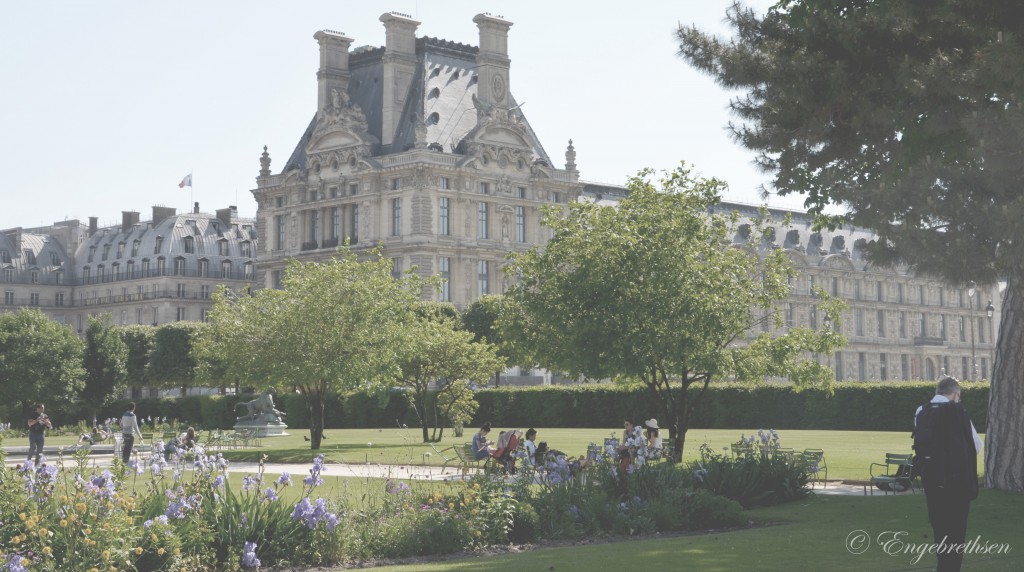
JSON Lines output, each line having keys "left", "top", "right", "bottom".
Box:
{"left": 233, "top": 419, "right": 289, "bottom": 438}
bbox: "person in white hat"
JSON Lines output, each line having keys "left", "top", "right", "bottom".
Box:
{"left": 644, "top": 418, "right": 662, "bottom": 450}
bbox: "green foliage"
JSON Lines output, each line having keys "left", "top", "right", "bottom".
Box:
{"left": 116, "top": 324, "right": 154, "bottom": 388}
{"left": 196, "top": 245, "right": 424, "bottom": 449}
{"left": 81, "top": 314, "right": 129, "bottom": 418}
{"left": 0, "top": 308, "right": 85, "bottom": 411}
{"left": 147, "top": 322, "right": 204, "bottom": 393}
{"left": 503, "top": 165, "right": 843, "bottom": 460}
{"left": 693, "top": 442, "right": 810, "bottom": 508}
{"left": 509, "top": 502, "right": 540, "bottom": 544}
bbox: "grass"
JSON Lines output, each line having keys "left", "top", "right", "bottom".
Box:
{"left": 4, "top": 427, "right": 983, "bottom": 481}
{"left": 361, "top": 488, "right": 1023, "bottom": 572}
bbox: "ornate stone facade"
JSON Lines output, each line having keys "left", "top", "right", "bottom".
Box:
{"left": 251, "top": 13, "right": 580, "bottom": 308}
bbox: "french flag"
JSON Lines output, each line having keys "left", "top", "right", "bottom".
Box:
{"left": 178, "top": 174, "right": 192, "bottom": 188}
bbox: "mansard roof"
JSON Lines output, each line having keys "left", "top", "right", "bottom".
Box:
{"left": 0, "top": 229, "right": 70, "bottom": 272}
{"left": 283, "top": 36, "right": 551, "bottom": 173}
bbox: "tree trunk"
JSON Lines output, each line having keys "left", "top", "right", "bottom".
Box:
{"left": 985, "top": 274, "right": 1024, "bottom": 491}
{"left": 670, "top": 383, "right": 690, "bottom": 463}
{"left": 306, "top": 388, "right": 325, "bottom": 450}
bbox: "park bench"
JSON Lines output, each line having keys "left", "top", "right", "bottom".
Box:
{"left": 802, "top": 449, "right": 828, "bottom": 488}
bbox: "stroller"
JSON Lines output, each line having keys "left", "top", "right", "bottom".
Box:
{"left": 490, "top": 430, "right": 521, "bottom": 475}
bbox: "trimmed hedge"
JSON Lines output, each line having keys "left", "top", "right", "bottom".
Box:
{"left": 17, "top": 382, "right": 988, "bottom": 434}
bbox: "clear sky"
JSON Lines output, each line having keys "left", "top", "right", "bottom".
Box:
{"left": 0, "top": 0, "right": 800, "bottom": 231}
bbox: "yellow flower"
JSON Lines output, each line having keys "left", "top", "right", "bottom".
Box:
{"left": 84, "top": 527, "right": 92, "bottom": 535}
{"left": 173, "top": 548, "right": 181, "bottom": 556}
{"left": 89, "top": 568, "right": 99, "bottom": 572}
{"left": 473, "top": 483, "right": 480, "bottom": 490}
{"left": 448, "top": 502, "right": 455, "bottom": 509}
{"left": 151, "top": 533, "right": 158, "bottom": 542}
{"left": 18, "top": 512, "right": 26, "bottom": 521}
{"left": 39, "top": 527, "right": 49, "bottom": 536}
{"left": 69, "top": 514, "right": 78, "bottom": 523}
{"left": 19, "top": 558, "right": 28, "bottom": 567}
{"left": 76, "top": 503, "right": 87, "bottom": 513}
{"left": 103, "top": 522, "right": 110, "bottom": 529}
{"left": 471, "top": 508, "right": 479, "bottom": 515}
{"left": 474, "top": 530, "right": 482, "bottom": 537}
{"left": 42, "top": 547, "right": 52, "bottom": 555}
{"left": 135, "top": 547, "right": 143, "bottom": 555}
{"left": 157, "top": 548, "right": 165, "bottom": 556}
{"left": 60, "top": 519, "right": 68, "bottom": 527}
{"left": 102, "top": 549, "right": 111, "bottom": 560}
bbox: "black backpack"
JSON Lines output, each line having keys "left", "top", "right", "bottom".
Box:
{"left": 912, "top": 400, "right": 978, "bottom": 498}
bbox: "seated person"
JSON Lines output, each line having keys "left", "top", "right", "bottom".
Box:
{"left": 645, "top": 419, "right": 662, "bottom": 449}
{"left": 180, "top": 427, "right": 197, "bottom": 450}
{"left": 523, "top": 428, "right": 538, "bottom": 468}
{"left": 617, "top": 417, "right": 645, "bottom": 471}
{"left": 490, "top": 429, "right": 521, "bottom": 474}
{"left": 535, "top": 441, "right": 592, "bottom": 478}
{"left": 471, "top": 423, "right": 494, "bottom": 460}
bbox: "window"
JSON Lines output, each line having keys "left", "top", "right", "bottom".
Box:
{"left": 959, "top": 316, "right": 966, "bottom": 341}
{"left": 177, "top": 284, "right": 187, "bottom": 298}
{"left": 244, "top": 262, "right": 253, "bottom": 280}
{"left": 3, "top": 291, "right": 13, "bottom": 305}
{"left": 440, "top": 177, "right": 450, "bottom": 190}
{"left": 392, "top": 198, "right": 402, "bottom": 236}
{"left": 97, "top": 265, "right": 105, "bottom": 282}
{"left": 310, "top": 210, "right": 321, "bottom": 243}
{"left": 551, "top": 191, "right": 562, "bottom": 203}
{"left": 176, "top": 307, "right": 187, "bottom": 321}
{"left": 132, "top": 240, "right": 140, "bottom": 257}
{"left": 349, "top": 183, "right": 359, "bottom": 196}
{"left": 809, "top": 305, "right": 817, "bottom": 328}
{"left": 939, "top": 315, "right": 946, "bottom": 339}
{"left": 877, "top": 281, "right": 883, "bottom": 301}
{"left": 959, "top": 289, "right": 965, "bottom": 308}
{"left": 222, "top": 260, "right": 232, "bottom": 279}
{"left": 30, "top": 292, "right": 39, "bottom": 306}
{"left": 807, "top": 275, "right": 815, "bottom": 296}
{"left": 351, "top": 206, "right": 359, "bottom": 244}
{"left": 785, "top": 303, "right": 794, "bottom": 328}
{"left": 174, "top": 258, "right": 185, "bottom": 276}
{"left": 919, "top": 285, "right": 926, "bottom": 305}
{"left": 879, "top": 354, "right": 888, "bottom": 381}
{"left": 330, "top": 208, "right": 341, "bottom": 240}
{"left": 439, "top": 198, "right": 450, "bottom": 236}
{"left": 272, "top": 270, "right": 283, "bottom": 289}
{"left": 855, "top": 309, "right": 863, "bottom": 336}
{"left": 54, "top": 271, "right": 63, "bottom": 285}
{"left": 944, "top": 356, "right": 950, "bottom": 376}
{"left": 939, "top": 287, "right": 945, "bottom": 306}
{"left": 516, "top": 186, "right": 526, "bottom": 199}
{"left": 111, "top": 264, "right": 120, "bottom": 281}
{"left": 391, "top": 177, "right": 401, "bottom": 191}
{"left": 55, "top": 292, "right": 64, "bottom": 306}
{"left": 392, "top": 258, "right": 402, "bottom": 280}
{"left": 201, "top": 285, "right": 210, "bottom": 299}
{"left": 201, "top": 308, "right": 210, "bottom": 322}
{"left": 219, "top": 240, "right": 229, "bottom": 256}
{"left": 853, "top": 280, "right": 861, "bottom": 300}
{"left": 831, "top": 277, "right": 839, "bottom": 296}
{"left": 978, "top": 318, "right": 986, "bottom": 343}
{"left": 478, "top": 202, "right": 489, "bottom": 239}
{"left": 275, "top": 216, "right": 285, "bottom": 250}
{"left": 858, "top": 352, "right": 866, "bottom": 381}
{"left": 877, "top": 310, "right": 885, "bottom": 337}
{"left": 184, "top": 236, "right": 194, "bottom": 254}
{"left": 440, "top": 257, "right": 451, "bottom": 302}
{"left": 241, "top": 241, "right": 252, "bottom": 257}
{"left": 198, "top": 259, "right": 208, "bottom": 277}
{"left": 102, "top": 244, "right": 110, "bottom": 260}
{"left": 156, "top": 257, "right": 166, "bottom": 275}
{"left": 898, "top": 283, "right": 904, "bottom": 303}
{"left": 2, "top": 268, "right": 10, "bottom": 282}
{"left": 899, "top": 311, "right": 906, "bottom": 338}
{"left": 117, "top": 242, "right": 125, "bottom": 258}
{"left": 88, "top": 246, "right": 96, "bottom": 263}
{"left": 515, "top": 206, "right": 525, "bottom": 242}
{"left": 902, "top": 355, "right": 910, "bottom": 380}
{"left": 154, "top": 237, "right": 163, "bottom": 254}
{"left": 329, "top": 186, "right": 338, "bottom": 199}
{"left": 834, "top": 351, "right": 844, "bottom": 381}
{"left": 31, "top": 270, "right": 38, "bottom": 284}
{"left": 919, "top": 313, "right": 926, "bottom": 336}
{"left": 0, "top": 250, "right": 9, "bottom": 263}
{"left": 479, "top": 182, "right": 489, "bottom": 195}
{"left": 275, "top": 196, "right": 284, "bottom": 208}
{"left": 478, "top": 260, "right": 489, "bottom": 296}
{"left": 981, "top": 358, "right": 988, "bottom": 379}
{"left": 308, "top": 189, "right": 318, "bottom": 202}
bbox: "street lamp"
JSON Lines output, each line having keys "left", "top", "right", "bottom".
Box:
{"left": 968, "top": 281, "right": 977, "bottom": 381}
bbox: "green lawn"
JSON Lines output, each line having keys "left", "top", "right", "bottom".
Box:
{"left": 3, "top": 427, "right": 983, "bottom": 482}
{"left": 363, "top": 489, "right": 1022, "bottom": 572}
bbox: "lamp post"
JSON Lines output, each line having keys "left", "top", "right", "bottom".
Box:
{"left": 968, "top": 281, "right": 977, "bottom": 381}
{"left": 823, "top": 311, "right": 833, "bottom": 378}
{"left": 986, "top": 299, "right": 995, "bottom": 379}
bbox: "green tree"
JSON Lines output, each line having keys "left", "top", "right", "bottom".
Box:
{"left": 397, "top": 302, "right": 503, "bottom": 442}
{"left": 81, "top": 314, "right": 128, "bottom": 423}
{"left": 503, "top": 166, "right": 843, "bottom": 461}
{"left": 148, "top": 322, "right": 204, "bottom": 397}
{"left": 0, "top": 309, "right": 85, "bottom": 417}
{"left": 462, "top": 295, "right": 523, "bottom": 387}
{"left": 117, "top": 325, "right": 155, "bottom": 399}
{"left": 195, "top": 247, "right": 421, "bottom": 449}
{"left": 677, "top": 0, "right": 1024, "bottom": 490}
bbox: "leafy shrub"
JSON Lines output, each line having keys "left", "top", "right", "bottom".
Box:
{"left": 692, "top": 442, "right": 810, "bottom": 508}
{"left": 509, "top": 502, "right": 540, "bottom": 544}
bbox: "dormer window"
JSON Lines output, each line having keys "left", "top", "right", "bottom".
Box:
{"left": 50, "top": 252, "right": 60, "bottom": 266}
{"left": 0, "top": 250, "right": 9, "bottom": 264}
{"left": 184, "top": 236, "right": 195, "bottom": 254}
{"left": 154, "top": 236, "right": 164, "bottom": 254}
{"left": 174, "top": 257, "right": 186, "bottom": 275}
{"left": 102, "top": 244, "right": 110, "bottom": 260}
{"left": 132, "top": 240, "right": 140, "bottom": 257}
{"left": 219, "top": 240, "right": 229, "bottom": 256}
{"left": 240, "top": 241, "right": 252, "bottom": 257}
{"left": 117, "top": 242, "right": 125, "bottom": 258}
{"left": 88, "top": 246, "right": 96, "bottom": 263}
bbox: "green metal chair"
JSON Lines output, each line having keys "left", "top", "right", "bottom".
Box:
{"left": 869, "top": 453, "right": 915, "bottom": 496}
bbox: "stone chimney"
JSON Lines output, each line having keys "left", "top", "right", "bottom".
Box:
{"left": 121, "top": 211, "right": 140, "bottom": 233}
{"left": 193, "top": 201, "right": 200, "bottom": 214}
{"left": 216, "top": 207, "right": 234, "bottom": 228}
{"left": 314, "top": 29, "right": 354, "bottom": 115}
{"left": 379, "top": 12, "right": 420, "bottom": 148}
{"left": 88, "top": 217, "right": 98, "bottom": 237}
{"left": 473, "top": 13, "right": 513, "bottom": 109}
{"left": 152, "top": 206, "right": 176, "bottom": 226}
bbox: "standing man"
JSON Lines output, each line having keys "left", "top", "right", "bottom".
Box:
{"left": 914, "top": 376, "right": 983, "bottom": 572}
{"left": 120, "top": 402, "right": 144, "bottom": 463}
{"left": 26, "top": 403, "right": 52, "bottom": 464}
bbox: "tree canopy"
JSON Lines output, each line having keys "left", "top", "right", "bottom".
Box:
{"left": 502, "top": 165, "right": 843, "bottom": 461}
{"left": 82, "top": 314, "right": 128, "bottom": 421}
{"left": 678, "top": 0, "right": 1024, "bottom": 491}
{"left": 0, "top": 309, "right": 85, "bottom": 415}
{"left": 195, "top": 246, "right": 423, "bottom": 449}
{"left": 148, "top": 322, "right": 204, "bottom": 397}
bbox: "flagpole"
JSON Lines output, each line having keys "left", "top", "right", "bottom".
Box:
{"left": 190, "top": 169, "right": 193, "bottom": 211}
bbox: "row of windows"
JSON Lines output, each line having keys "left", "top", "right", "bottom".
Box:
{"left": 3, "top": 291, "right": 64, "bottom": 306}
{"left": 284, "top": 179, "right": 547, "bottom": 205}
{"left": 833, "top": 352, "right": 989, "bottom": 382}
{"left": 1, "top": 268, "right": 62, "bottom": 284}
{"left": 385, "top": 198, "right": 527, "bottom": 242}
{"left": 798, "top": 275, "right": 986, "bottom": 308}
{"left": 88, "top": 237, "right": 250, "bottom": 261}
{"left": 0, "top": 249, "right": 58, "bottom": 266}
{"left": 81, "top": 259, "right": 253, "bottom": 282}
{"left": 780, "top": 304, "right": 992, "bottom": 343}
